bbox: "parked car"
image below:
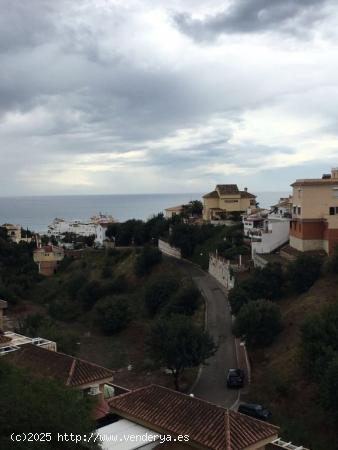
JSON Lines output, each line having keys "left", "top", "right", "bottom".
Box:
{"left": 238, "top": 403, "right": 272, "bottom": 421}
{"left": 226, "top": 368, "right": 245, "bottom": 388}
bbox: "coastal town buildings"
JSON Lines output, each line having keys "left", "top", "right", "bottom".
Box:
{"left": 243, "top": 198, "right": 292, "bottom": 259}
{"left": 290, "top": 168, "right": 338, "bottom": 254}
{"left": 164, "top": 205, "right": 185, "bottom": 219}
{"left": 1, "top": 223, "right": 34, "bottom": 244}
{"left": 203, "top": 185, "right": 256, "bottom": 222}
{"left": 33, "top": 244, "right": 65, "bottom": 276}
{"left": 47, "top": 213, "right": 115, "bottom": 246}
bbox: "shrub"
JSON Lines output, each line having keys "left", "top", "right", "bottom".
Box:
{"left": 49, "top": 299, "right": 82, "bottom": 321}
{"left": 76, "top": 280, "right": 103, "bottom": 309}
{"left": 95, "top": 296, "right": 132, "bottom": 334}
{"left": 286, "top": 254, "right": 322, "bottom": 293}
{"left": 144, "top": 274, "right": 179, "bottom": 315}
{"left": 228, "top": 286, "right": 251, "bottom": 315}
{"left": 101, "top": 265, "right": 112, "bottom": 279}
{"left": 66, "top": 272, "right": 88, "bottom": 299}
{"left": 165, "top": 284, "right": 200, "bottom": 316}
{"left": 134, "top": 246, "right": 162, "bottom": 276}
{"left": 326, "top": 244, "right": 338, "bottom": 274}
{"left": 233, "top": 299, "right": 282, "bottom": 347}
{"left": 300, "top": 303, "right": 338, "bottom": 381}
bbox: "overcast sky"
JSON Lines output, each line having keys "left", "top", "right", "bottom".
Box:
{"left": 1, "top": 0, "right": 338, "bottom": 196}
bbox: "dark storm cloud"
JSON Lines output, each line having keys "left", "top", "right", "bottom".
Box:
{"left": 0, "top": 0, "right": 337, "bottom": 195}
{"left": 0, "top": 0, "right": 59, "bottom": 53}
{"left": 174, "top": 0, "right": 329, "bottom": 40}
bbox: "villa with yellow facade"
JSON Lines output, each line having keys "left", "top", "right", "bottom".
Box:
{"left": 203, "top": 184, "right": 256, "bottom": 221}
{"left": 33, "top": 245, "right": 65, "bottom": 276}
{"left": 290, "top": 167, "right": 338, "bottom": 255}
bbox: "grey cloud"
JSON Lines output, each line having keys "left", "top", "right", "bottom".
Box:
{"left": 174, "top": 0, "right": 329, "bottom": 40}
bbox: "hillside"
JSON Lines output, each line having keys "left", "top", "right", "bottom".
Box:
{"left": 245, "top": 274, "right": 338, "bottom": 450}
{"left": 9, "top": 248, "right": 205, "bottom": 390}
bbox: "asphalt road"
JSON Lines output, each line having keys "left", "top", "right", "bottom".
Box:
{"left": 173, "top": 258, "right": 239, "bottom": 408}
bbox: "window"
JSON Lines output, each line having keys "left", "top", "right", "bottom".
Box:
{"left": 329, "top": 206, "right": 338, "bottom": 215}
{"left": 297, "top": 207, "right": 301, "bottom": 215}
{"left": 293, "top": 206, "right": 296, "bottom": 214}
{"left": 224, "top": 199, "right": 238, "bottom": 203}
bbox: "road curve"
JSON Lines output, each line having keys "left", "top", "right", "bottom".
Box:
{"left": 172, "top": 258, "right": 238, "bottom": 408}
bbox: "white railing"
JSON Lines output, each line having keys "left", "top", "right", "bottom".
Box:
{"left": 272, "top": 438, "right": 309, "bottom": 450}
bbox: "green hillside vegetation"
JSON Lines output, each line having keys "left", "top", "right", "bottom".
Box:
{"left": 233, "top": 249, "right": 338, "bottom": 450}
{"left": 0, "top": 227, "right": 41, "bottom": 305}
{"left": 0, "top": 359, "right": 97, "bottom": 450}
{"left": 13, "top": 247, "right": 206, "bottom": 390}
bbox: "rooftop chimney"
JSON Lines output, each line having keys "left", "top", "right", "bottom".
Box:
{"left": 244, "top": 187, "right": 248, "bottom": 192}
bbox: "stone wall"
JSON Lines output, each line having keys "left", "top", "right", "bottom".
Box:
{"left": 158, "top": 239, "right": 182, "bottom": 259}
{"left": 208, "top": 254, "right": 235, "bottom": 289}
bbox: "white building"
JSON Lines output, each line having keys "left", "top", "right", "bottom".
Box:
{"left": 47, "top": 214, "right": 115, "bottom": 245}
{"left": 243, "top": 198, "right": 292, "bottom": 260}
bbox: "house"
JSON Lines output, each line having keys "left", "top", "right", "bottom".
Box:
{"left": 107, "top": 384, "right": 279, "bottom": 450}
{"left": 3, "top": 342, "right": 123, "bottom": 422}
{"left": 243, "top": 198, "right": 292, "bottom": 260}
{"left": 33, "top": 244, "right": 65, "bottom": 276}
{"left": 203, "top": 185, "right": 256, "bottom": 222}
{"left": 5, "top": 343, "right": 114, "bottom": 390}
{"left": 269, "top": 197, "right": 292, "bottom": 219}
{"left": 165, "top": 205, "right": 185, "bottom": 219}
{"left": 290, "top": 167, "right": 338, "bottom": 254}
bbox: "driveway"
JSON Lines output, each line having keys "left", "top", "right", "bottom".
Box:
{"left": 173, "top": 258, "right": 239, "bottom": 408}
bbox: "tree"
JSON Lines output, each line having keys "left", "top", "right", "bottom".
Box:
{"left": 0, "top": 360, "right": 97, "bottom": 450}
{"left": 144, "top": 274, "right": 179, "bottom": 315}
{"left": 148, "top": 315, "right": 217, "bottom": 390}
{"left": 300, "top": 303, "right": 338, "bottom": 381}
{"left": 134, "top": 246, "right": 162, "bottom": 276}
{"left": 182, "top": 200, "right": 203, "bottom": 217}
{"left": 326, "top": 244, "right": 338, "bottom": 274}
{"left": 95, "top": 296, "right": 131, "bottom": 334}
{"left": 165, "top": 284, "right": 200, "bottom": 316}
{"left": 228, "top": 286, "right": 251, "bottom": 315}
{"left": 319, "top": 356, "right": 338, "bottom": 419}
{"left": 287, "top": 254, "right": 322, "bottom": 293}
{"left": 233, "top": 300, "right": 282, "bottom": 347}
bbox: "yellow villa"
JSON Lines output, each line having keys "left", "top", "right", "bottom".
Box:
{"left": 203, "top": 184, "right": 256, "bottom": 221}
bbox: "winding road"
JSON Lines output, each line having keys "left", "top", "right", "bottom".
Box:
{"left": 173, "top": 258, "right": 239, "bottom": 409}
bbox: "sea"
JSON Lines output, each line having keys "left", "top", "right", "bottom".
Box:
{"left": 0, "top": 192, "right": 289, "bottom": 233}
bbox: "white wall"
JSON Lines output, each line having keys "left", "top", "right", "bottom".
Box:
{"left": 208, "top": 254, "right": 234, "bottom": 289}
{"left": 158, "top": 239, "right": 181, "bottom": 259}
{"left": 251, "top": 219, "right": 290, "bottom": 256}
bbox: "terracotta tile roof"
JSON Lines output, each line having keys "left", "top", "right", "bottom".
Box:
{"left": 291, "top": 178, "right": 338, "bottom": 187}
{"left": 165, "top": 205, "right": 185, "bottom": 211}
{"left": 108, "top": 385, "right": 279, "bottom": 450}
{"left": 216, "top": 184, "right": 239, "bottom": 195}
{"left": 203, "top": 190, "right": 219, "bottom": 199}
{"left": 239, "top": 191, "right": 256, "bottom": 199}
{"left": 6, "top": 344, "right": 113, "bottom": 387}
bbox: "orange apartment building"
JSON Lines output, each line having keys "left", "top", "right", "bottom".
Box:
{"left": 290, "top": 167, "right": 338, "bottom": 255}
